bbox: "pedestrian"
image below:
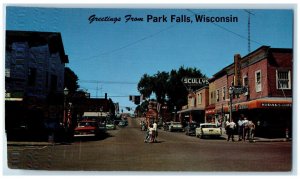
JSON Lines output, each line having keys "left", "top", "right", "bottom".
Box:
{"left": 225, "top": 120, "right": 230, "bottom": 134}
{"left": 243, "top": 117, "right": 249, "bottom": 140}
{"left": 247, "top": 120, "right": 255, "bottom": 140}
{"left": 226, "top": 120, "right": 236, "bottom": 142}
{"left": 237, "top": 117, "right": 244, "bottom": 141}
{"left": 153, "top": 121, "right": 158, "bottom": 142}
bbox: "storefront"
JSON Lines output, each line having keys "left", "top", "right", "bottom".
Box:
{"left": 205, "top": 104, "right": 216, "bottom": 123}
{"left": 222, "top": 98, "right": 292, "bottom": 138}
{"left": 178, "top": 108, "right": 205, "bottom": 126}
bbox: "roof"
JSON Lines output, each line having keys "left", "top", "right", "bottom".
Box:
{"left": 6, "top": 30, "right": 68, "bottom": 63}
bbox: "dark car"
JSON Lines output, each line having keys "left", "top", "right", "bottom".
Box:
{"left": 185, "top": 122, "right": 199, "bottom": 136}
{"left": 163, "top": 122, "right": 171, "bottom": 131}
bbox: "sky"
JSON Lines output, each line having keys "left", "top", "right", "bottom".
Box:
{"left": 5, "top": 5, "right": 293, "bottom": 113}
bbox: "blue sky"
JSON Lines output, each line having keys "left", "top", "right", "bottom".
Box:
{"left": 5, "top": 6, "right": 293, "bottom": 112}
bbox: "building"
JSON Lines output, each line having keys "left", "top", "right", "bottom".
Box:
{"left": 5, "top": 30, "right": 69, "bottom": 140}
{"left": 178, "top": 86, "right": 209, "bottom": 124}
{"left": 208, "top": 46, "right": 292, "bottom": 138}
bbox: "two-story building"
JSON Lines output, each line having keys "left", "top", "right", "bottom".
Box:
{"left": 178, "top": 86, "right": 209, "bottom": 125}
{"left": 208, "top": 46, "right": 292, "bottom": 138}
{"left": 5, "top": 30, "right": 69, "bottom": 139}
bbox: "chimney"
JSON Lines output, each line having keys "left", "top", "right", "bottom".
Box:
{"left": 105, "top": 93, "right": 107, "bottom": 100}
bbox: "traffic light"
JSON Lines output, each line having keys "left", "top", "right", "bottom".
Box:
{"left": 134, "top": 95, "right": 140, "bottom": 105}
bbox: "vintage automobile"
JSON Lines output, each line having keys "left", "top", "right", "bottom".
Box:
{"left": 74, "top": 120, "right": 100, "bottom": 138}
{"left": 106, "top": 122, "right": 116, "bottom": 130}
{"left": 195, "top": 123, "right": 222, "bottom": 138}
{"left": 118, "top": 120, "right": 127, "bottom": 127}
{"left": 168, "top": 121, "right": 184, "bottom": 132}
{"left": 185, "top": 122, "right": 199, "bottom": 136}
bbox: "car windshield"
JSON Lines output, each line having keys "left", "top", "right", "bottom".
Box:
{"left": 201, "top": 124, "right": 217, "bottom": 128}
{"left": 172, "top": 122, "right": 181, "bottom": 124}
{"left": 78, "top": 122, "right": 97, "bottom": 127}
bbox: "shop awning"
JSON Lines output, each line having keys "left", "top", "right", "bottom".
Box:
{"left": 217, "top": 98, "right": 292, "bottom": 113}
{"left": 177, "top": 107, "right": 205, "bottom": 114}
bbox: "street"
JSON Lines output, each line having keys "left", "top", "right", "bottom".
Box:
{"left": 6, "top": 117, "right": 292, "bottom": 172}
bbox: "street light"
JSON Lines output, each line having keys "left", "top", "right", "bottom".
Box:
{"left": 63, "top": 87, "right": 69, "bottom": 128}
{"left": 228, "top": 86, "right": 234, "bottom": 122}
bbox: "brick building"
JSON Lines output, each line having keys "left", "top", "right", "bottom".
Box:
{"left": 207, "top": 46, "right": 292, "bottom": 138}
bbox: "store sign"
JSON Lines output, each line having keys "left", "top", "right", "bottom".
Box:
{"left": 261, "top": 103, "right": 292, "bottom": 107}
{"left": 182, "top": 78, "right": 208, "bottom": 86}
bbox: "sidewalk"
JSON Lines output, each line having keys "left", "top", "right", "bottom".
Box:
{"left": 220, "top": 128, "right": 291, "bottom": 143}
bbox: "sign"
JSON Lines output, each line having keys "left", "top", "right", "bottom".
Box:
{"left": 182, "top": 78, "right": 208, "bottom": 86}
{"left": 261, "top": 103, "right": 292, "bottom": 108}
{"left": 233, "top": 86, "right": 248, "bottom": 94}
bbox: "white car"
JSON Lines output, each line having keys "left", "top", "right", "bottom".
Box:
{"left": 196, "top": 123, "right": 222, "bottom": 138}
{"left": 168, "top": 122, "right": 184, "bottom": 132}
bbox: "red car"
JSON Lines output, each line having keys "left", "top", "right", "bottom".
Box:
{"left": 74, "top": 120, "right": 100, "bottom": 138}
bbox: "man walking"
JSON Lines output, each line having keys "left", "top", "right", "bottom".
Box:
{"left": 153, "top": 121, "right": 158, "bottom": 142}
{"left": 227, "top": 120, "right": 236, "bottom": 142}
{"left": 237, "top": 117, "right": 244, "bottom": 141}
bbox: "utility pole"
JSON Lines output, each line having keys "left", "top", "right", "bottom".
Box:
{"left": 245, "top": 10, "right": 255, "bottom": 53}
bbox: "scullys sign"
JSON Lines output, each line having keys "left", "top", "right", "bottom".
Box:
{"left": 182, "top": 78, "right": 208, "bottom": 86}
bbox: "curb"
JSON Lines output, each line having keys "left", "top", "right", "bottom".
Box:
{"left": 6, "top": 141, "right": 69, "bottom": 146}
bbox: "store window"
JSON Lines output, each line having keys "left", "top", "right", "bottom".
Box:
{"left": 255, "top": 70, "right": 262, "bottom": 92}
{"left": 277, "top": 70, "right": 291, "bottom": 89}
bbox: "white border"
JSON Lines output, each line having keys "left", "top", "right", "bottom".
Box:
{"left": 1, "top": 0, "right": 299, "bottom": 177}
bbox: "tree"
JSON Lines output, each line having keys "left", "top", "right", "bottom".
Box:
{"left": 64, "top": 67, "right": 79, "bottom": 93}
{"left": 167, "top": 66, "right": 207, "bottom": 108}
{"left": 137, "top": 66, "right": 207, "bottom": 112}
{"left": 137, "top": 74, "right": 154, "bottom": 99}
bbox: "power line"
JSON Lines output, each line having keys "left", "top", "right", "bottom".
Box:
{"left": 79, "top": 80, "right": 137, "bottom": 85}
{"left": 80, "top": 23, "right": 178, "bottom": 62}
{"left": 186, "top": 9, "right": 263, "bottom": 47}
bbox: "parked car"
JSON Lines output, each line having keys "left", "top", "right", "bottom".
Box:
{"left": 118, "top": 120, "right": 127, "bottom": 127}
{"left": 74, "top": 120, "right": 100, "bottom": 138}
{"left": 106, "top": 122, "right": 116, "bottom": 130}
{"left": 185, "top": 122, "right": 199, "bottom": 136}
{"left": 196, "top": 123, "right": 222, "bottom": 138}
{"left": 168, "top": 121, "right": 184, "bottom": 132}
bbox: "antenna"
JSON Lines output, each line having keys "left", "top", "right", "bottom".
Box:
{"left": 245, "top": 10, "right": 255, "bottom": 53}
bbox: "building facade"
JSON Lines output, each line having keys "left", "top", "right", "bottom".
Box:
{"left": 206, "top": 46, "right": 292, "bottom": 138}
{"left": 178, "top": 86, "right": 209, "bottom": 125}
{"left": 5, "top": 31, "right": 69, "bottom": 139}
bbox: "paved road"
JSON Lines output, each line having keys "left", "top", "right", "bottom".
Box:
{"left": 6, "top": 117, "right": 292, "bottom": 172}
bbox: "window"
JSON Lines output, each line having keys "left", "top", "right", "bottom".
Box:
{"left": 198, "top": 93, "right": 202, "bottom": 105}
{"left": 255, "top": 70, "right": 262, "bottom": 92}
{"left": 28, "top": 68, "right": 37, "bottom": 86}
{"left": 243, "top": 75, "right": 248, "bottom": 86}
{"left": 277, "top": 70, "right": 291, "bottom": 89}
{"left": 216, "top": 90, "right": 220, "bottom": 102}
{"left": 222, "top": 87, "right": 226, "bottom": 100}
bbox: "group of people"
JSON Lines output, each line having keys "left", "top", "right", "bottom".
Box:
{"left": 226, "top": 115, "right": 256, "bottom": 142}
{"left": 144, "top": 121, "right": 158, "bottom": 143}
